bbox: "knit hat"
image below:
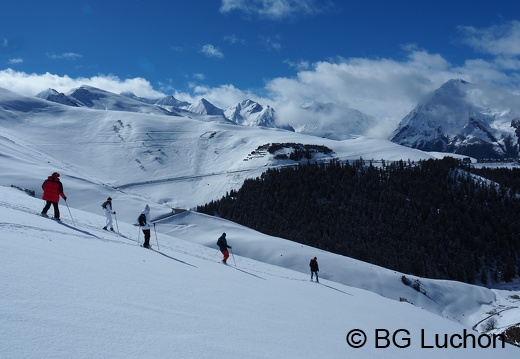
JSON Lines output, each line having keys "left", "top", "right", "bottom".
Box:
{"left": 107, "top": 197, "right": 112, "bottom": 201}
{"left": 145, "top": 205, "right": 150, "bottom": 211}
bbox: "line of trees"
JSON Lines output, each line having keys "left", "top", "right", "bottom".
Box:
{"left": 197, "top": 157, "right": 520, "bottom": 284}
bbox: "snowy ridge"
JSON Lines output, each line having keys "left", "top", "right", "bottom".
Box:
{"left": 36, "top": 85, "right": 377, "bottom": 138}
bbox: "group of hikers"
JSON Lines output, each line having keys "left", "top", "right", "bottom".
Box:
{"left": 39, "top": 172, "right": 321, "bottom": 280}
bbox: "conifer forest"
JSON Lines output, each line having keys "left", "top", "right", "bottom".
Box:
{"left": 198, "top": 157, "right": 520, "bottom": 284}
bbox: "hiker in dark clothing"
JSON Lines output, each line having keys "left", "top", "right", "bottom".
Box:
{"left": 310, "top": 257, "right": 319, "bottom": 282}
{"left": 217, "top": 232, "right": 232, "bottom": 264}
{"left": 138, "top": 205, "right": 152, "bottom": 248}
{"left": 41, "top": 172, "right": 67, "bottom": 221}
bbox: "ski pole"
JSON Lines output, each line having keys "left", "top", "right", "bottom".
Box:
{"left": 153, "top": 223, "right": 159, "bottom": 250}
{"left": 230, "top": 247, "right": 236, "bottom": 267}
{"left": 211, "top": 249, "right": 220, "bottom": 261}
{"left": 114, "top": 213, "right": 119, "bottom": 233}
{"left": 64, "top": 199, "right": 75, "bottom": 226}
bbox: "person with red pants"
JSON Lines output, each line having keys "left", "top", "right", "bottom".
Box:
{"left": 217, "top": 232, "right": 232, "bottom": 264}
{"left": 41, "top": 172, "right": 67, "bottom": 221}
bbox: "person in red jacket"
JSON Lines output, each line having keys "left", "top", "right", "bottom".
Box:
{"left": 40, "top": 172, "right": 67, "bottom": 221}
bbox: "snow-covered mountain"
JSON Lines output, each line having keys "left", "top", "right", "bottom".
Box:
{"left": 38, "top": 85, "right": 177, "bottom": 116}
{"left": 154, "top": 94, "right": 191, "bottom": 109}
{"left": 38, "top": 85, "right": 283, "bottom": 129}
{"left": 390, "top": 79, "right": 520, "bottom": 160}
{"left": 36, "top": 88, "right": 81, "bottom": 107}
{"left": 187, "top": 97, "right": 225, "bottom": 116}
{"left": 224, "top": 99, "right": 279, "bottom": 127}
{"left": 1, "top": 86, "right": 519, "bottom": 355}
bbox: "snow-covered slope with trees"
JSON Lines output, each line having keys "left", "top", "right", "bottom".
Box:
{"left": 2, "top": 185, "right": 519, "bottom": 358}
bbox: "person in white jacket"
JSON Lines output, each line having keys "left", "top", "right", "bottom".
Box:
{"left": 102, "top": 197, "right": 116, "bottom": 231}
{"left": 138, "top": 205, "right": 152, "bottom": 248}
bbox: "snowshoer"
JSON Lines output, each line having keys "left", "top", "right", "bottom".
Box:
{"left": 217, "top": 232, "right": 232, "bottom": 264}
{"left": 310, "top": 257, "right": 319, "bottom": 283}
{"left": 40, "top": 172, "right": 67, "bottom": 221}
{"left": 138, "top": 205, "right": 152, "bottom": 248}
{"left": 102, "top": 197, "right": 116, "bottom": 231}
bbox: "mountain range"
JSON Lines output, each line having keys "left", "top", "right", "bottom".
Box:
{"left": 36, "top": 79, "right": 520, "bottom": 160}
{"left": 36, "top": 85, "right": 284, "bottom": 129}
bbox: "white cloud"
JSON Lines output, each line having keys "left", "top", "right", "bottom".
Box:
{"left": 201, "top": 44, "right": 224, "bottom": 59}
{"left": 0, "top": 69, "right": 165, "bottom": 98}
{"left": 259, "top": 35, "right": 282, "bottom": 51}
{"left": 224, "top": 34, "right": 246, "bottom": 45}
{"left": 46, "top": 52, "right": 83, "bottom": 60}
{"left": 219, "top": 0, "right": 329, "bottom": 20}
{"left": 8, "top": 58, "right": 23, "bottom": 65}
{"left": 284, "top": 59, "right": 311, "bottom": 71}
{"left": 262, "top": 51, "right": 459, "bottom": 136}
{"left": 459, "top": 21, "right": 520, "bottom": 57}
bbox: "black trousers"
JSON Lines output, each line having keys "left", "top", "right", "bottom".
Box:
{"left": 42, "top": 201, "right": 60, "bottom": 219}
{"left": 142, "top": 229, "right": 151, "bottom": 247}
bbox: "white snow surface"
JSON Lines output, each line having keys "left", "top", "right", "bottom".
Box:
{"left": 1, "top": 86, "right": 519, "bottom": 358}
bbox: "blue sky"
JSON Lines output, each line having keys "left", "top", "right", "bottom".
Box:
{"left": 2, "top": 0, "right": 520, "bottom": 136}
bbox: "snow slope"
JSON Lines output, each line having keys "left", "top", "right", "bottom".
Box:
{"left": 1, "top": 186, "right": 518, "bottom": 358}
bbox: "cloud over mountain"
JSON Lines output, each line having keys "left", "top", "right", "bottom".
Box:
{"left": 390, "top": 79, "right": 520, "bottom": 159}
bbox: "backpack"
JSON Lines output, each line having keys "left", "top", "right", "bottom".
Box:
{"left": 217, "top": 237, "right": 223, "bottom": 247}
{"left": 138, "top": 213, "right": 147, "bottom": 226}
{"left": 101, "top": 201, "right": 108, "bottom": 209}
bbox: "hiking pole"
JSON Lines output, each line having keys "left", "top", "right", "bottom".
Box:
{"left": 114, "top": 213, "right": 119, "bottom": 233}
{"left": 153, "top": 223, "right": 160, "bottom": 250}
{"left": 64, "top": 199, "right": 75, "bottom": 226}
{"left": 230, "top": 247, "right": 236, "bottom": 267}
{"left": 211, "top": 249, "right": 220, "bottom": 261}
